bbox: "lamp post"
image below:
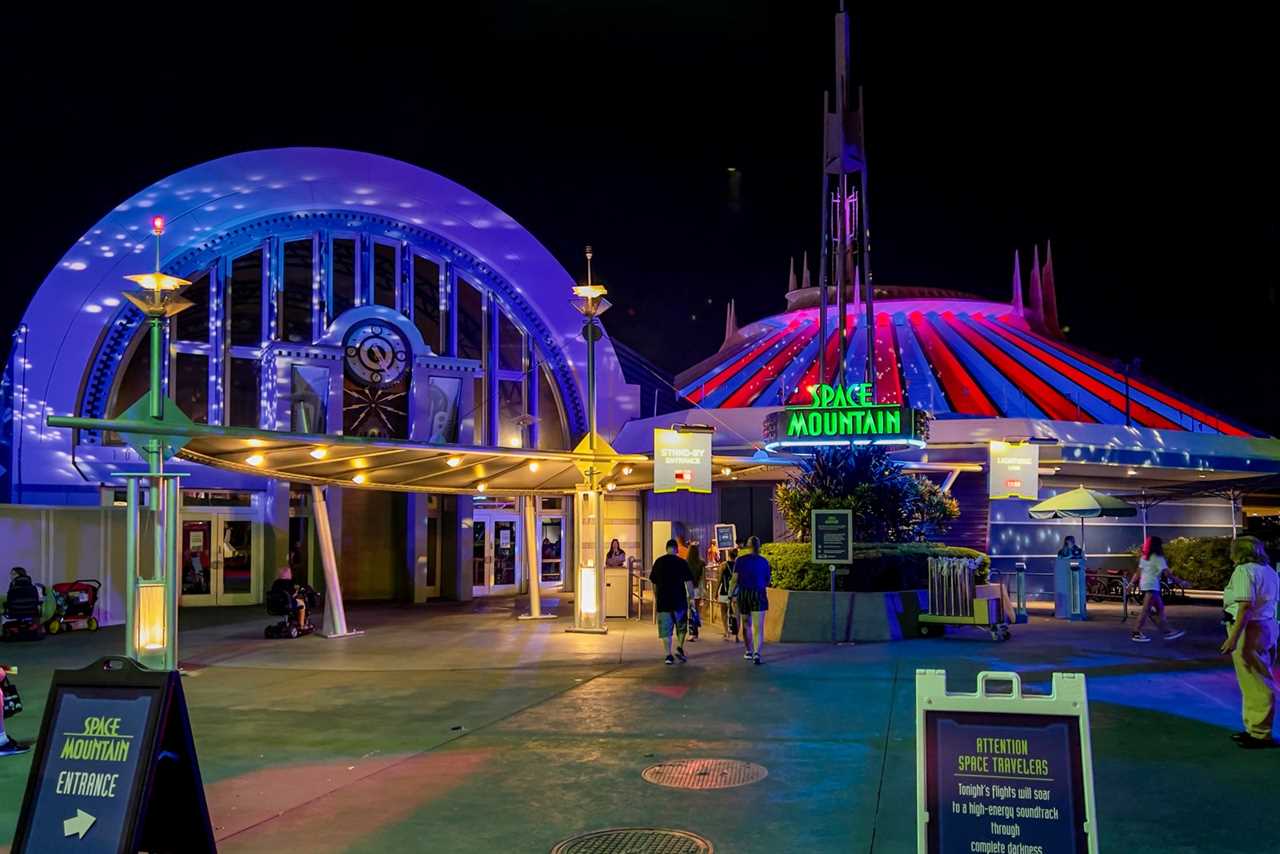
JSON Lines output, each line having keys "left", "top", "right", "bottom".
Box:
{"left": 567, "top": 246, "right": 611, "bottom": 634}
{"left": 119, "top": 216, "right": 193, "bottom": 670}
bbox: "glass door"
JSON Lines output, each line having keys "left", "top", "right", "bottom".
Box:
{"left": 181, "top": 513, "right": 262, "bottom": 606}
{"left": 471, "top": 513, "right": 521, "bottom": 596}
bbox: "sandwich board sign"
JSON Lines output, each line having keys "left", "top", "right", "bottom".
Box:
{"left": 12, "top": 656, "right": 215, "bottom": 854}
{"left": 916, "top": 670, "right": 1099, "bottom": 854}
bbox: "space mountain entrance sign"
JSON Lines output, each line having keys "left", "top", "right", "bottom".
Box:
{"left": 763, "top": 383, "right": 927, "bottom": 452}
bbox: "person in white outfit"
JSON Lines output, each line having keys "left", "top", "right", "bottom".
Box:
{"left": 1221, "top": 536, "right": 1279, "bottom": 749}
{"left": 1129, "top": 536, "right": 1185, "bottom": 643}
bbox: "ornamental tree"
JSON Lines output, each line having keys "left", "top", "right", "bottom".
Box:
{"left": 773, "top": 446, "right": 959, "bottom": 543}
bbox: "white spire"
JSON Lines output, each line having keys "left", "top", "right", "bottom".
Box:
{"left": 801, "top": 251, "right": 812, "bottom": 289}
{"left": 852, "top": 263, "right": 862, "bottom": 314}
{"left": 788, "top": 256, "right": 798, "bottom": 292}
{"left": 1028, "top": 244, "right": 1044, "bottom": 328}
{"left": 721, "top": 299, "right": 738, "bottom": 349}
{"left": 1012, "top": 249, "right": 1024, "bottom": 316}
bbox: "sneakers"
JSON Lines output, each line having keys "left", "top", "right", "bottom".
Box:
{"left": 1130, "top": 632, "right": 1151, "bottom": 643}
{"left": 664, "top": 654, "right": 674, "bottom": 666}
{"left": 743, "top": 650, "right": 754, "bottom": 660}
{"left": 675, "top": 647, "right": 687, "bottom": 663}
{"left": 0, "top": 737, "right": 30, "bottom": 757}
{"left": 1236, "top": 734, "right": 1278, "bottom": 750}
{"left": 753, "top": 653, "right": 762, "bottom": 666}
{"left": 1164, "top": 629, "right": 1186, "bottom": 640}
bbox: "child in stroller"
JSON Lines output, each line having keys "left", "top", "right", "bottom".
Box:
{"left": 265, "top": 567, "right": 319, "bottom": 639}
{"left": 2, "top": 568, "right": 46, "bottom": 642}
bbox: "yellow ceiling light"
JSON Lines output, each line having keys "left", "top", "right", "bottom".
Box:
{"left": 528, "top": 461, "right": 540, "bottom": 473}
{"left": 246, "top": 438, "right": 267, "bottom": 447}
{"left": 352, "top": 457, "right": 368, "bottom": 469}
{"left": 621, "top": 465, "right": 634, "bottom": 476}
{"left": 352, "top": 473, "right": 367, "bottom": 485}
{"left": 245, "top": 454, "right": 264, "bottom": 467}
{"left": 721, "top": 466, "right": 732, "bottom": 476}
{"left": 605, "top": 481, "right": 616, "bottom": 492}
{"left": 476, "top": 482, "right": 487, "bottom": 493}
{"left": 309, "top": 447, "right": 328, "bottom": 460}
{"left": 446, "top": 456, "right": 462, "bottom": 468}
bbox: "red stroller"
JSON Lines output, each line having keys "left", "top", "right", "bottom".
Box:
{"left": 46, "top": 579, "right": 101, "bottom": 634}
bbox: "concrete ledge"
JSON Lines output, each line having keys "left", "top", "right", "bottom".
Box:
{"left": 763, "top": 588, "right": 929, "bottom": 643}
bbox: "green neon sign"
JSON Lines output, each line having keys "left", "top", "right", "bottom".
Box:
{"left": 762, "top": 384, "right": 926, "bottom": 451}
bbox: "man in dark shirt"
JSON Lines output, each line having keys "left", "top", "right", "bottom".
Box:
{"left": 649, "top": 538, "right": 695, "bottom": 665}
{"left": 733, "top": 536, "right": 773, "bottom": 665}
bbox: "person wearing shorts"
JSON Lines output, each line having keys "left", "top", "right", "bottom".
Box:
{"left": 1130, "top": 536, "right": 1184, "bottom": 643}
{"left": 734, "top": 536, "right": 772, "bottom": 665}
{"left": 650, "top": 539, "right": 695, "bottom": 665}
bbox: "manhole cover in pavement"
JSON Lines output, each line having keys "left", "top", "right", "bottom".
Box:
{"left": 641, "top": 758, "right": 768, "bottom": 790}
{"left": 550, "top": 828, "right": 713, "bottom": 854}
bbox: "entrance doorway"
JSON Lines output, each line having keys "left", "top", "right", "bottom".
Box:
{"left": 472, "top": 511, "right": 520, "bottom": 596}
{"left": 180, "top": 513, "right": 262, "bottom": 605}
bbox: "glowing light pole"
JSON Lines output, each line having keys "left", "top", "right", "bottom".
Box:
{"left": 567, "top": 246, "right": 611, "bottom": 634}
{"left": 119, "top": 215, "right": 194, "bottom": 670}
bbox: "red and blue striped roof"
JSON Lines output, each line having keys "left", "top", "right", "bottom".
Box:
{"left": 675, "top": 298, "right": 1259, "bottom": 437}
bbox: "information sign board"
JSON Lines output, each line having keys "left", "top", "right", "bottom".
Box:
{"left": 12, "top": 656, "right": 215, "bottom": 854}
{"left": 810, "top": 509, "right": 853, "bottom": 564}
{"left": 916, "top": 670, "right": 1098, "bottom": 854}
{"left": 714, "top": 523, "right": 737, "bottom": 551}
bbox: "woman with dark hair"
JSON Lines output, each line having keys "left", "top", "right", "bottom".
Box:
{"left": 1129, "top": 536, "right": 1184, "bottom": 643}
{"left": 605, "top": 539, "right": 626, "bottom": 568}
{"left": 686, "top": 543, "right": 705, "bottom": 641}
{"left": 1221, "top": 536, "right": 1278, "bottom": 748}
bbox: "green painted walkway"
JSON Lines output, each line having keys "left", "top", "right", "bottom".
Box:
{"left": 0, "top": 597, "right": 1274, "bottom": 852}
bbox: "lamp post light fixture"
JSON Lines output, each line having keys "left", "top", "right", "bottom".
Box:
{"left": 119, "top": 215, "right": 194, "bottom": 671}
{"left": 567, "top": 246, "right": 611, "bottom": 634}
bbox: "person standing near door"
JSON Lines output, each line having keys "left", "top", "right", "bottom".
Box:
{"left": 650, "top": 539, "right": 695, "bottom": 665}
{"left": 734, "top": 537, "right": 772, "bottom": 665}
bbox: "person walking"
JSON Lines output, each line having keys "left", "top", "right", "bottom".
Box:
{"left": 1220, "top": 536, "right": 1279, "bottom": 749}
{"left": 717, "top": 548, "right": 739, "bottom": 642}
{"left": 650, "top": 539, "right": 695, "bottom": 665}
{"left": 734, "top": 536, "right": 772, "bottom": 665}
{"left": 1129, "top": 536, "right": 1185, "bottom": 643}
{"left": 686, "top": 543, "right": 706, "bottom": 641}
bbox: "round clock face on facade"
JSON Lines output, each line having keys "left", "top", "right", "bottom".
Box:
{"left": 343, "top": 322, "right": 409, "bottom": 387}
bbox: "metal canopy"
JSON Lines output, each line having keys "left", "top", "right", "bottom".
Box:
{"left": 174, "top": 430, "right": 766, "bottom": 495}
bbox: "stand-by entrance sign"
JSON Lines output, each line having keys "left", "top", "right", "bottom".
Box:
{"left": 811, "top": 509, "right": 853, "bottom": 566}
{"left": 916, "top": 670, "right": 1099, "bottom": 854}
{"left": 12, "top": 657, "right": 215, "bottom": 853}
{"left": 714, "top": 523, "right": 737, "bottom": 551}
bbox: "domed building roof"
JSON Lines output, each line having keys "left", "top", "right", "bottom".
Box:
{"left": 676, "top": 267, "right": 1258, "bottom": 438}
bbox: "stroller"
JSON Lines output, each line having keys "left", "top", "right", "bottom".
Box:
{"left": 46, "top": 580, "right": 101, "bottom": 635}
{"left": 2, "top": 571, "right": 46, "bottom": 642}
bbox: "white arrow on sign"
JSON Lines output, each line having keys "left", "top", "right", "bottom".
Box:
{"left": 63, "top": 809, "right": 96, "bottom": 839}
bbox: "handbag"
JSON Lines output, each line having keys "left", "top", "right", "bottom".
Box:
{"left": 1, "top": 674, "right": 21, "bottom": 719}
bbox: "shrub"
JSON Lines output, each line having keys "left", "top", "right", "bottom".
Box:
{"left": 1162, "top": 536, "right": 1234, "bottom": 590}
{"left": 760, "top": 541, "right": 988, "bottom": 593}
{"left": 773, "top": 446, "right": 959, "bottom": 543}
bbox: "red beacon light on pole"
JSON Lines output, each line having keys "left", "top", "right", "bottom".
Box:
{"left": 151, "top": 215, "right": 166, "bottom": 236}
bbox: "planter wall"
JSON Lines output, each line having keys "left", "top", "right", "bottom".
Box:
{"left": 763, "top": 587, "right": 929, "bottom": 643}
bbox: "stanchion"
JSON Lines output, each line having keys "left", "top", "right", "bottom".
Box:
{"left": 1014, "top": 561, "right": 1028, "bottom": 624}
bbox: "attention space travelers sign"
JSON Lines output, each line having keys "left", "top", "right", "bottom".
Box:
{"left": 916, "top": 670, "right": 1099, "bottom": 854}
{"left": 763, "top": 383, "right": 925, "bottom": 452}
{"left": 989, "top": 441, "right": 1040, "bottom": 501}
{"left": 654, "top": 428, "right": 712, "bottom": 494}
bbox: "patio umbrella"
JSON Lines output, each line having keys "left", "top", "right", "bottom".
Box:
{"left": 1028, "top": 486, "right": 1137, "bottom": 550}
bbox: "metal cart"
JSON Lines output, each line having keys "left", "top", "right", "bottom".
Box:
{"left": 918, "top": 557, "right": 1011, "bottom": 641}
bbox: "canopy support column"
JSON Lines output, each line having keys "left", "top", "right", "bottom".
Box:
{"left": 311, "top": 485, "right": 361, "bottom": 638}
{"left": 519, "top": 495, "right": 557, "bottom": 621}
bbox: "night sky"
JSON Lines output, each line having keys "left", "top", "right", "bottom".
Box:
{"left": 5, "top": 5, "right": 1276, "bottom": 431}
